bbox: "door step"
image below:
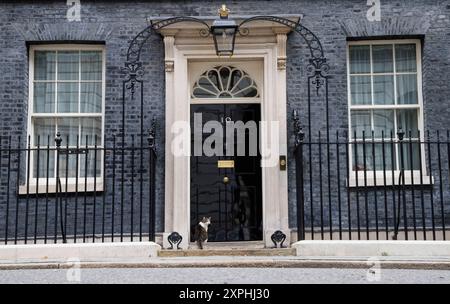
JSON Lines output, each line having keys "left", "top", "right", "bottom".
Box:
{"left": 158, "top": 248, "right": 296, "bottom": 257}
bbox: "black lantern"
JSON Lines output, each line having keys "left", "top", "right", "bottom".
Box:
{"left": 211, "top": 5, "right": 238, "bottom": 57}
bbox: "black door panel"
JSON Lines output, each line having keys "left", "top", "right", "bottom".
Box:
{"left": 190, "top": 104, "right": 262, "bottom": 242}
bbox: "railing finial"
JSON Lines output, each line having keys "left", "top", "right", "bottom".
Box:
{"left": 397, "top": 127, "right": 405, "bottom": 141}
{"left": 55, "top": 132, "right": 62, "bottom": 148}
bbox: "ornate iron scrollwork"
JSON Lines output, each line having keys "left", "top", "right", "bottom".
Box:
{"left": 123, "top": 61, "right": 145, "bottom": 100}
{"left": 122, "top": 13, "right": 329, "bottom": 151}
{"left": 307, "top": 57, "right": 330, "bottom": 94}
{"left": 238, "top": 15, "right": 300, "bottom": 32}
{"left": 168, "top": 232, "right": 183, "bottom": 249}
{"left": 271, "top": 230, "right": 287, "bottom": 248}
{"left": 123, "top": 17, "right": 212, "bottom": 100}
{"left": 122, "top": 17, "right": 212, "bottom": 139}
{"left": 126, "top": 17, "right": 211, "bottom": 65}
{"left": 238, "top": 27, "right": 250, "bottom": 36}
{"left": 238, "top": 16, "right": 329, "bottom": 93}
{"left": 151, "top": 17, "right": 211, "bottom": 33}
{"left": 238, "top": 16, "right": 323, "bottom": 59}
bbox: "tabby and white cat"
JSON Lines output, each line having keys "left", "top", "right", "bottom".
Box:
{"left": 194, "top": 217, "right": 211, "bottom": 249}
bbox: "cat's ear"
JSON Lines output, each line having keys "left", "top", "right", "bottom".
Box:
{"left": 208, "top": 217, "right": 211, "bottom": 221}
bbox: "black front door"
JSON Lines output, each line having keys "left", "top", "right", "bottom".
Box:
{"left": 190, "top": 104, "right": 262, "bottom": 242}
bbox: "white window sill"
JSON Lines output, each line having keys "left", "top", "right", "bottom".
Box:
{"left": 348, "top": 173, "right": 434, "bottom": 188}
{"left": 19, "top": 181, "right": 104, "bottom": 195}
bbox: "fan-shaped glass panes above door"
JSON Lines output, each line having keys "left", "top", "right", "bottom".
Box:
{"left": 192, "top": 66, "right": 260, "bottom": 99}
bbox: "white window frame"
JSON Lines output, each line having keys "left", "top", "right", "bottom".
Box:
{"left": 21, "top": 44, "right": 106, "bottom": 194}
{"left": 346, "top": 39, "right": 431, "bottom": 187}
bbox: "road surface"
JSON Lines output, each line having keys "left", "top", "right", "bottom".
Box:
{"left": 1, "top": 267, "right": 449, "bottom": 284}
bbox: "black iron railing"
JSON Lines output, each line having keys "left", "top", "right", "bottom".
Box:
{"left": 294, "top": 123, "right": 450, "bottom": 241}
{"left": 0, "top": 132, "right": 157, "bottom": 245}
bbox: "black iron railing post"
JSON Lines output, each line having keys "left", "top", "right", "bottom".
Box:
{"left": 24, "top": 136, "right": 31, "bottom": 244}
{"left": 293, "top": 110, "right": 306, "bottom": 241}
{"left": 14, "top": 137, "right": 21, "bottom": 245}
{"left": 426, "top": 131, "right": 436, "bottom": 240}
{"left": 111, "top": 135, "right": 116, "bottom": 242}
{"left": 396, "top": 128, "right": 407, "bottom": 240}
{"left": 74, "top": 135, "right": 79, "bottom": 243}
{"left": 148, "top": 123, "right": 156, "bottom": 242}
{"left": 34, "top": 136, "right": 41, "bottom": 244}
{"left": 131, "top": 135, "right": 135, "bottom": 242}
{"left": 408, "top": 131, "right": 417, "bottom": 240}
{"left": 4, "top": 137, "right": 12, "bottom": 244}
{"left": 54, "top": 132, "right": 63, "bottom": 243}
{"left": 436, "top": 131, "right": 446, "bottom": 240}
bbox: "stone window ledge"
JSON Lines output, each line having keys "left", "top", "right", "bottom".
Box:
{"left": 18, "top": 180, "right": 104, "bottom": 195}
{"left": 348, "top": 173, "right": 434, "bottom": 188}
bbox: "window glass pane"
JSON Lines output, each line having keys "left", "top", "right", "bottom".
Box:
{"left": 397, "top": 74, "right": 418, "bottom": 104}
{"left": 373, "top": 75, "right": 394, "bottom": 105}
{"left": 81, "top": 51, "right": 102, "bottom": 81}
{"left": 373, "top": 110, "right": 394, "bottom": 138}
{"left": 192, "top": 87, "right": 215, "bottom": 98}
{"left": 230, "top": 76, "right": 252, "bottom": 94}
{"left": 377, "top": 142, "right": 395, "bottom": 171}
{"left": 233, "top": 87, "right": 258, "bottom": 98}
{"left": 80, "top": 151, "right": 101, "bottom": 178}
{"left": 353, "top": 142, "right": 370, "bottom": 171}
{"left": 80, "top": 83, "right": 102, "bottom": 113}
{"left": 351, "top": 110, "right": 371, "bottom": 139}
{"left": 33, "top": 83, "right": 55, "bottom": 113}
{"left": 395, "top": 44, "right": 417, "bottom": 73}
{"left": 207, "top": 70, "right": 220, "bottom": 90}
{"left": 57, "top": 83, "right": 79, "bottom": 113}
{"left": 57, "top": 118, "right": 79, "bottom": 146}
{"left": 402, "top": 142, "right": 421, "bottom": 171}
{"left": 34, "top": 51, "right": 56, "bottom": 81}
{"left": 349, "top": 46, "right": 370, "bottom": 74}
{"left": 230, "top": 69, "right": 243, "bottom": 91}
{"left": 218, "top": 66, "right": 230, "bottom": 91}
{"left": 372, "top": 45, "right": 393, "bottom": 73}
{"left": 57, "top": 51, "right": 79, "bottom": 81}
{"left": 397, "top": 109, "right": 419, "bottom": 138}
{"left": 33, "top": 118, "right": 55, "bottom": 147}
{"left": 81, "top": 118, "right": 102, "bottom": 146}
{"left": 196, "top": 76, "right": 219, "bottom": 96}
{"left": 353, "top": 143, "right": 395, "bottom": 171}
{"left": 58, "top": 154, "right": 78, "bottom": 178}
{"left": 33, "top": 150, "right": 55, "bottom": 178}
{"left": 350, "top": 76, "right": 371, "bottom": 105}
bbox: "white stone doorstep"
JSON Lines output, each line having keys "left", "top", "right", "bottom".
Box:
{"left": 292, "top": 240, "right": 450, "bottom": 257}
{"left": 0, "top": 242, "right": 161, "bottom": 262}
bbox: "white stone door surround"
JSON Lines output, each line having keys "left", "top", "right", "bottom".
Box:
{"left": 157, "top": 16, "right": 298, "bottom": 248}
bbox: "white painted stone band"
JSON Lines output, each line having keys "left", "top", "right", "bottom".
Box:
{"left": 293, "top": 241, "right": 450, "bottom": 257}
{"left": 0, "top": 242, "right": 161, "bottom": 262}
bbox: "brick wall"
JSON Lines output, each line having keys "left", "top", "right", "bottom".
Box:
{"left": 0, "top": 0, "right": 449, "bottom": 239}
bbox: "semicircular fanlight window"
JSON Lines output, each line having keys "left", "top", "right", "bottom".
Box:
{"left": 192, "top": 66, "right": 260, "bottom": 99}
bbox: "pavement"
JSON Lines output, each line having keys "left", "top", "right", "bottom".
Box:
{"left": 1, "top": 255, "right": 450, "bottom": 270}
{"left": 1, "top": 267, "right": 449, "bottom": 284}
